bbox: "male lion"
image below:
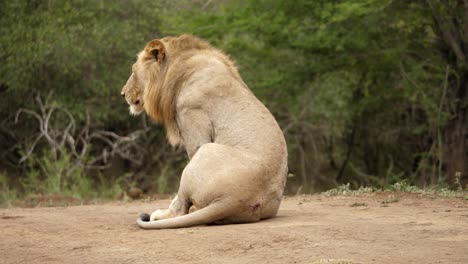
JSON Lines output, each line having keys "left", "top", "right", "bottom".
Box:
{"left": 121, "top": 34, "right": 288, "bottom": 229}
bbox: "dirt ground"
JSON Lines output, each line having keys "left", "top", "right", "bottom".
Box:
{"left": 1, "top": 193, "right": 467, "bottom": 264}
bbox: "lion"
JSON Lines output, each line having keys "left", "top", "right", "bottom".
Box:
{"left": 121, "top": 34, "right": 288, "bottom": 229}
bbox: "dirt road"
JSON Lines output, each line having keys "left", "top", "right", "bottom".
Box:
{"left": 1, "top": 193, "right": 467, "bottom": 264}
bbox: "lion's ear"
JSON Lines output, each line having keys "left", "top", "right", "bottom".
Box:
{"left": 144, "top": 39, "right": 165, "bottom": 62}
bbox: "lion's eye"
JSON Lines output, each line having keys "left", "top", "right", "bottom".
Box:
{"left": 135, "top": 100, "right": 140, "bottom": 104}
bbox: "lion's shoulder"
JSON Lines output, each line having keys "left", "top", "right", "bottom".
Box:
{"left": 141, "top": 35, "right": 243, "bottom": 146}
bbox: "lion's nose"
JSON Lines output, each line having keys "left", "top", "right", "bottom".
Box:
{"left": 121, "top": 92, "right": 125, "bottom": 98}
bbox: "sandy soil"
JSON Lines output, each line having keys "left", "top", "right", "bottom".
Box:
{"left": 1, "top": 193, "right": 467, "bottom": 264}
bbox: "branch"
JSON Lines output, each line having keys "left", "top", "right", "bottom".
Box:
{"left": 429, "top": 0, "right": 467, "bottom": 65}
{"left": 463, "top": 0, "right": 468, "bottom": 51}
{"left": 15, "top": 109, "right": 43, "bottom": 129}
{"left": 14, "top": 94, "right": 150, "bottom": 175}
{"left": 18, "top": 134, "right": 44, "bottom": 163}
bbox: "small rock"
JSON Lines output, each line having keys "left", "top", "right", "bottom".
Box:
{"left": 127, "top": 187, "right": 143, "bottom": 199}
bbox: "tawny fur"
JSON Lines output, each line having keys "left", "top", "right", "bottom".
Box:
{"left": 121, "top": 34, "right": 288, "bottom": 229}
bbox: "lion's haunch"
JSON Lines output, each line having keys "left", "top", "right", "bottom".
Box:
{"left": 139, "top": 213, "right": 151, "bottom": 222}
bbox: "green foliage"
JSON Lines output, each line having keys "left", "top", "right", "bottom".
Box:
{"left": 389, "top": 181, "right": 422, "bottom": 193}
{"left": 0, "top": 171, "right": 18, "bottom": 206}
{"left": 0, "top": 0, "right": 178, "bottom": 202}
{"left": 161, "top": 0, "right": 460, "bottom": 192}
{"left": 21, "top": 149, "right": 77, "bottom": 195}
{"left": 0, "top": 0, "right": 163, "bottom": 123}
{"left": 323, "top": 181, "right": 467, "bottom": 199}
{"left": 323, "top": 183, "right": 375, "bottom": 196}
{"left": 18, "top": 148, "right": 124, "bottom": 200}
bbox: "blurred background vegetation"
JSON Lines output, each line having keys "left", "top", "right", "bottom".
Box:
{"left": 1, "top": 0, "right": 467, "bottom": 204}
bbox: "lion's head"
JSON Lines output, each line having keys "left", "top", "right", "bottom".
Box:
{"left": 120, "top": 38, "right": 166, "bottom": 116}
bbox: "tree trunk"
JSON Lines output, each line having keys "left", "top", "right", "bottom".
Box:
{"left": 445, "top": 76, "right": 468, "bottom": 188}
{"left": 429, "top": 0, "right": 468, "bottom": 188}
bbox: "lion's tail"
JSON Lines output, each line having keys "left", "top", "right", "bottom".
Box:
{"left": 136, "top": 202, "right": 231, "bottom": 229}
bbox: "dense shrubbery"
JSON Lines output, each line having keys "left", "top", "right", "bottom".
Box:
{"left": 0, "top": 0, "right": 466, "bottom": 203}
{"left": 160, "top": 0, "right": 467, "bottom": 192}
{"left": 0, "top": 0, "right": 179, "bottom": 201}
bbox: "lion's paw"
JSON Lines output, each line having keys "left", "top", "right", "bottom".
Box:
{"left": 150, "top": 209, "right": 169, "bottom": 221}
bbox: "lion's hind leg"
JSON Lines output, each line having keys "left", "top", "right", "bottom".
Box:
{"left": 150, "top": 195, "right": 190, "bottom": 221}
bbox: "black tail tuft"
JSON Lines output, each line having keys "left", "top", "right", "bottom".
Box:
{"left": 139, "top": 213, "right": 151, "bottom": 222}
